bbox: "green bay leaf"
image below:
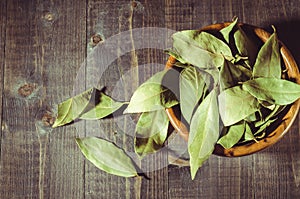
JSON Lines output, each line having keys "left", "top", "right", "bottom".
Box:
{"left": 243, "top": 77, "right": 300, "bottom": 105}
{"left": 172, "top": 30, "right": 227, "bottom": 69}
{"left": 219, "top": 60, "right": 252, "bottom": 90}
{"left": 180, "top": 66, "right": 207, "bottom": 123}
{"left": 165, "top": 48, "right": 188, "bottom": 64}
{"left": 195, "top": 31, "right": 232, "bottom": 58}
{"left": 188, "top": 90, "right": 219, "bottom": 180}
{"left": 234, "top": 26, "right": 259, "bottom": 66}
{"left": 53, "top": 88, "right": 95, "bottom": 128}
{"left": 218, "top": 86, "right": 260, "bottom": 126}
{"left": 254, "top": 118, "right": 277, "bottom": 136}
{"left": 253, "top": 31, "right": 281, "bottom": 78}
{"left": 244, "top": 122, "right": 257, "bottom": 142}
{"left": 254, "top": 105, "right": 285, "bottom": 127}
{"left": 125, "top": 70, "right": 178, "bottom": 113}
{"left": 134, "top": 109, "right": 169, "bottom": 157}
{"left": 76, "top": 137, "right": 139, "bottom": 177}
{"left": 217, "top": 122, "right": 245, "bottom": 149}
{"left": 220, "top": 17, "right": 238, "bottom": 43}
{"left": 79, "top": 93, "right": 124, "bottom": 120}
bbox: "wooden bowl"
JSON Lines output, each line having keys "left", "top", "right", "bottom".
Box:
{"left": 165, "top": 23, "right": 300, "bottom": 157}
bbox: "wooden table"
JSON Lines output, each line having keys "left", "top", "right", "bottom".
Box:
{"left": 1, "top": 0, "right": 300, "bottom": 198}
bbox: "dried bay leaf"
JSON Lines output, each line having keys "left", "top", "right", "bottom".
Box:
{"left": 219, "top": 60, "right": 252, "bottom": 90}
{"left": 172, "top": 30, "right": 229, "bottom": 69}
{"left": 234, "top": 25, "right": 259, "bottom": 66}
{"left": 217, "top": 122, "right": 245, "bottom": 149}
{"left": 180, "top": 66, "right": 207, "bottom": 122}
{"left": 188, "top": 90, "right": 219, "bottom": 180}
{"left": 195, "top": 31, "right": 232, "bottom": 59}
{"left": 254, "top": 105, "right": 285, "bottom": 127}
{"left": 125, "top": 70, "right": 178, "bottom": 113}
{"left": 165, "top": 49, "right": 188, "bottom": 65}
{"left": 134, "top": 109, "right": 169, "bottom": 157}
{"left": 254, "top": 118, "right": 277, "bottom": 136}
{"left": 244, "top": 122, "right": 257, "bottom": 142}
{"left": 80, "top": 93, "right": 125, "bottom": 120}
{"left": 218, "top": 86, "right": 260, "bottom": 126}
{"left": 253, "top": 30, "right": 281, "bottom": 78}
{"left": 53, "top": 88, "right": 96, "bottom": 128}
{"left": 76, "top": 137, "right": 139, "bottom": 177}
{"left": 220, "top": 17, "right": 238, "bottom": 44}
{"left": 243, "top": 77, "right": 300, "bottom": 105}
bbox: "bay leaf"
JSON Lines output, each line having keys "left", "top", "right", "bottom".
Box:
{"left": 244, "top": 111, "right": 260, "bottom": 123}
{"left": 180, "top": 66, "right": 207, "bottom": 122}
{"left": 75, "top": 137, "right": 139, "bottom": 177}
{"left": 79, "top": 93, "right": 125, "bottom": 120}
{"left": 134, "top": 109, "right": 169, "bottom": 157}
{"left": 244, "top": 122, "right": 257, "bottom": 142}
{"left": 188, "top": 90, "right": 219, "bottom": 180}
{"left": 53, "top": 88, "right": 95, "bottom": 128}
{"left": 172, "top": 30, "right": 226, "bottom": 69}
{"left": 220, "top": 17, "right": 238, "bottom": 43}
{"left": 195, "top": 31, "right": 232, "bottom": 58}
{"left": 253, "top": 30, "right": 281, "bottom": 78}
{"left": 124, "top": 70, "right": 178, "bottom": 113}
{"left": 234, "top": 26, "right": 259, "bottom": 66}
{"left": 254, "top": 105, "right": 285, "bottom": 127}
{"left": 165, "top": 49, "right": 188, "bottom": 64}
{"left": 254, "top": 118, "right": 277, "bottom": 136}
{"left": 243, "top": 77, "right": 300, "bottom": 105}
{"left": 217, "top": 122, "right": 245, "bottom": 149}
{"left": 219, "top": 60, "right": 252, "bottom": 90}
{"left": 218, "top": 86, "right": 260, "bottom": 126}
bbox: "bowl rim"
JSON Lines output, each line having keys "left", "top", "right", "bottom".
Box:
{"left": 165, "top": 22, "right": 300, "bottom": 157}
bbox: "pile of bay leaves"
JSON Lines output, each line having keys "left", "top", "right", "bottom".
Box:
{"left": 53, "top": 18, "right": 300, "bottom": 179}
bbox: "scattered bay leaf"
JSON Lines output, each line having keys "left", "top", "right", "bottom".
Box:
{"left": 53, "top": 88, "right": 95, "bottom": 128}
{"left": 76, "top": 137, "right": 139, "bottom": 177}
{"left": 80, "top": 93, "right": 125, "bottom": 120}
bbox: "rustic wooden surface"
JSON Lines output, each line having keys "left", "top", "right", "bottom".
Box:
{"left": 1, "top": 0, "right": 300, "bottom": 198}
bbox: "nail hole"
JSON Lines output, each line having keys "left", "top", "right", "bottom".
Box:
{"left": 44, "top": 12, "right": 54, "bottom": 21}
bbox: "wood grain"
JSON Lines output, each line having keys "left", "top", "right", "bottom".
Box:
{"left": 0, "top": 0, "right": 6, "bottom": 157}
{"left": 0, "top": 0, "right": 86, "bottom": 198}
{"left": 0, "top": 0, "right": 300, "bottom": 198}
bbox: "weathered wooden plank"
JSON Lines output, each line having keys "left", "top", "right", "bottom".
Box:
{"left": 0, "top": 0, "right": 6, "bottom": 156}
{"left": 0, "top": 1, "right": 44, "bottom": 197}
{"left": 37, "top": 0, "right": 87, "bottom": 198}
{"left": 85, "top": 1, "right": 140, "bottom": 198}
{"left": 0, "top": 0, "right": 87, "bottom": 198}
{"left": 85, "top": 0, "right": 170, "bottom": 198}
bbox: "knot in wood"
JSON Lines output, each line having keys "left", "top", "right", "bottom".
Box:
{"left": 18, "top": 83, "right": 36, "bottom": 97}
